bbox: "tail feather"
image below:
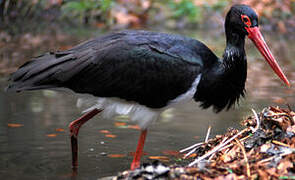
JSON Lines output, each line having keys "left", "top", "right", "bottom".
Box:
{"left": 5, "top": 51, "right": 87, "bottom": 92}
{"left": 13, "top": 53, "right": 74, "bottom": 81}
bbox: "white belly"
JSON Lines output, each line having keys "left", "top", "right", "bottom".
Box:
{"left": 76, "top": 74, "right": 201, "bottom": 129}
{"left": 77, "top": 96, "right": 161, "bottom": 129}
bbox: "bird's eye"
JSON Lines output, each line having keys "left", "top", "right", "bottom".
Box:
{"left": 241, "top": 15, "right": 251, "bottom": 27}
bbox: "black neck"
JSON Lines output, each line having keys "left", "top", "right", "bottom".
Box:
{"left": 194, "top": 14, "right": 248, "bottom": 113}
{"left": 197, "top": 28, "right": 247, "bottom": 112}
{"left": 222, "top": 23, "right": 248, "bottom": 83}
{"left": 217, "top": 30, "right": 247, "bottom": 110}
{"left": 222, "top": 28, "right": 247, "bottom": 70}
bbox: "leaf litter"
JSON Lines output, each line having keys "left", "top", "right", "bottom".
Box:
{"left": 115, "top": 106, "right": 295, "bottom": 179}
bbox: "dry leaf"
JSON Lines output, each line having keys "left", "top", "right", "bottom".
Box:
{"left": 127, "top": 125, "right": 140, "bottom": 130}
{"left": 105, "top": 134, "right": 117, "bottom": 138}
{"left": 114, "top": 122, "right": 126, "bottom": 127}
{"left": 148, "top": 156, "right": 169, "bottom": 162}
{"left": 55, "top": 128, "right": 65, "bottom": 132}
{"left": 7, "top": 123, "right": 24, "bottom": 128}
{"left": 108, "top": 154, "right": 126, "bottom": 158}
{"left": 187, "top": 153, "right": 197, "bottom": 158}
{"left": 46, "top": 134, "right": 57, "bottom": 137}
{"left": 99, "top": 130, "right": 110, "bottom": 134}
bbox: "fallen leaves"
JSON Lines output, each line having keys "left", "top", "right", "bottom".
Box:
{"left": 46, "top": 134, "right": 57, "bottom": 137}
{"left": 99, "top": 130, "right": 110, "bottom": 134}
{"left": 46, "top": 128, "right": 65, "bottom": 137}
{"left": 113, "top": 121, "right": 140, "bottom": 130}
{"left": 105, "top": 134, "right": 117, "bottom": 138}
{"left": 148, "top": 156, "right": 170, "bottom": 162}
{"left": 183, "top": 106, "right": 295, "bottom": 179}
{"left": 118, "top": 106, "right": 295, "bottom": 179}
{"left": 108, "top": 154, "right": 126, "bottom": 158}
{"left": 114, "top": 122, "right": 127, "bottom": 127}
{"left": 126, "top": 125, "right": 140, "bottom": 130}
{"left": 7, "top": 123, "right": 24, "bottom": 128}
{"left": 55, "top": 128, "right": 65, "bottom": 132}
{"left": 99, "top": 129, "right": 117, "bottom": 138}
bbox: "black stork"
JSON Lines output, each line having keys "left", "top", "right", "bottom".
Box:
{"left": 6, "top": 4, "right": 290, "bottom": 171}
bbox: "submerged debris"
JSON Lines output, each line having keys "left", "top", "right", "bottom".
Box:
{"left": 115, "top": 106, "right": 295, "bottom": 179}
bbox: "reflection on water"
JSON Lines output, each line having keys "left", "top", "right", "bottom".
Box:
{"left": 0, "top": 30, "right": 295, "bottom": 179}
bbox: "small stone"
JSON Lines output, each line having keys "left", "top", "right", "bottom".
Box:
{"left": 100, "top": 152, "right": 107, "bottom": 156}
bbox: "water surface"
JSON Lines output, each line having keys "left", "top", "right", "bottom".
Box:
{"left": 0, "top": 30, "right": 295, "bottom": 179}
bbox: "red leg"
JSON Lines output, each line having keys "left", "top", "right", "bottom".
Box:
{"left": 69, "top": 108, "right": 102, "bottom": 170}
{"left": 130, "top": 129, "right": 148, "bottom": 170}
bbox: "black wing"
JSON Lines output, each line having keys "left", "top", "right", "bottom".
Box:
{"left": 6, "top": 30, "right": 215, "bottom": 108}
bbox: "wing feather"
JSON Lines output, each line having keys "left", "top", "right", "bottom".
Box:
{"left": 7, "top": 30, "right": 205, "bottom": 108}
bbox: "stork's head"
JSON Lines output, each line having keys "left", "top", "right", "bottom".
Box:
{"left": 226, "top": 4, "right": 290, "bottom": 86}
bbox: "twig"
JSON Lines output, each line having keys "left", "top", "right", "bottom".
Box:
{"left": 217, "top": 136, "right": 230, "bottom": 151}
{"left": 239, "top": 134, "right": 251, "bottom": 142}
{"left": 257, "top": 150, "right": 294, "bottom": 165}
{"left": 180, "top": 142, "right": 204, "bottom": 153}
{"left": 205, "top": 126, "right": 211, "bottom": 143}
{"left": 251, "top": 109, "right": 260, "bottom": 133}
{"left": 257, "top": 156, "right": 275, "bottom": 165}
{"left": 219, "top": 143, "right": 233, "bottom": 152}
{"left": 188, "top": 128, "right": 249, "bottom": 166}
{"left": 235, "top": 139, "right": 251, "bottom": 178}
{"left": 208, "top": 153, "right": 215, "bottom": 161}
{"left": 272, "top": 140, "right": 291, "bottom": 148}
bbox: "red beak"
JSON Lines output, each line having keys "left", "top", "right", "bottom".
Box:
{"left": 246, "top": 27, "right": 290, "bottom": 87}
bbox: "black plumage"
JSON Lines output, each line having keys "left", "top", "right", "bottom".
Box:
{"left": 6, "top": 26, "right": 247, "bottom": 111}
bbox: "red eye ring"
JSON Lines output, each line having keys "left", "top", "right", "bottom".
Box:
{"left": 241, "top": 15, "right": 252, "bottom": 27}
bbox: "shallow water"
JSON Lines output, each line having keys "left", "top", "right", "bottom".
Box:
{"left": 0, "top": 29, "right": 295, "bottom": 179}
